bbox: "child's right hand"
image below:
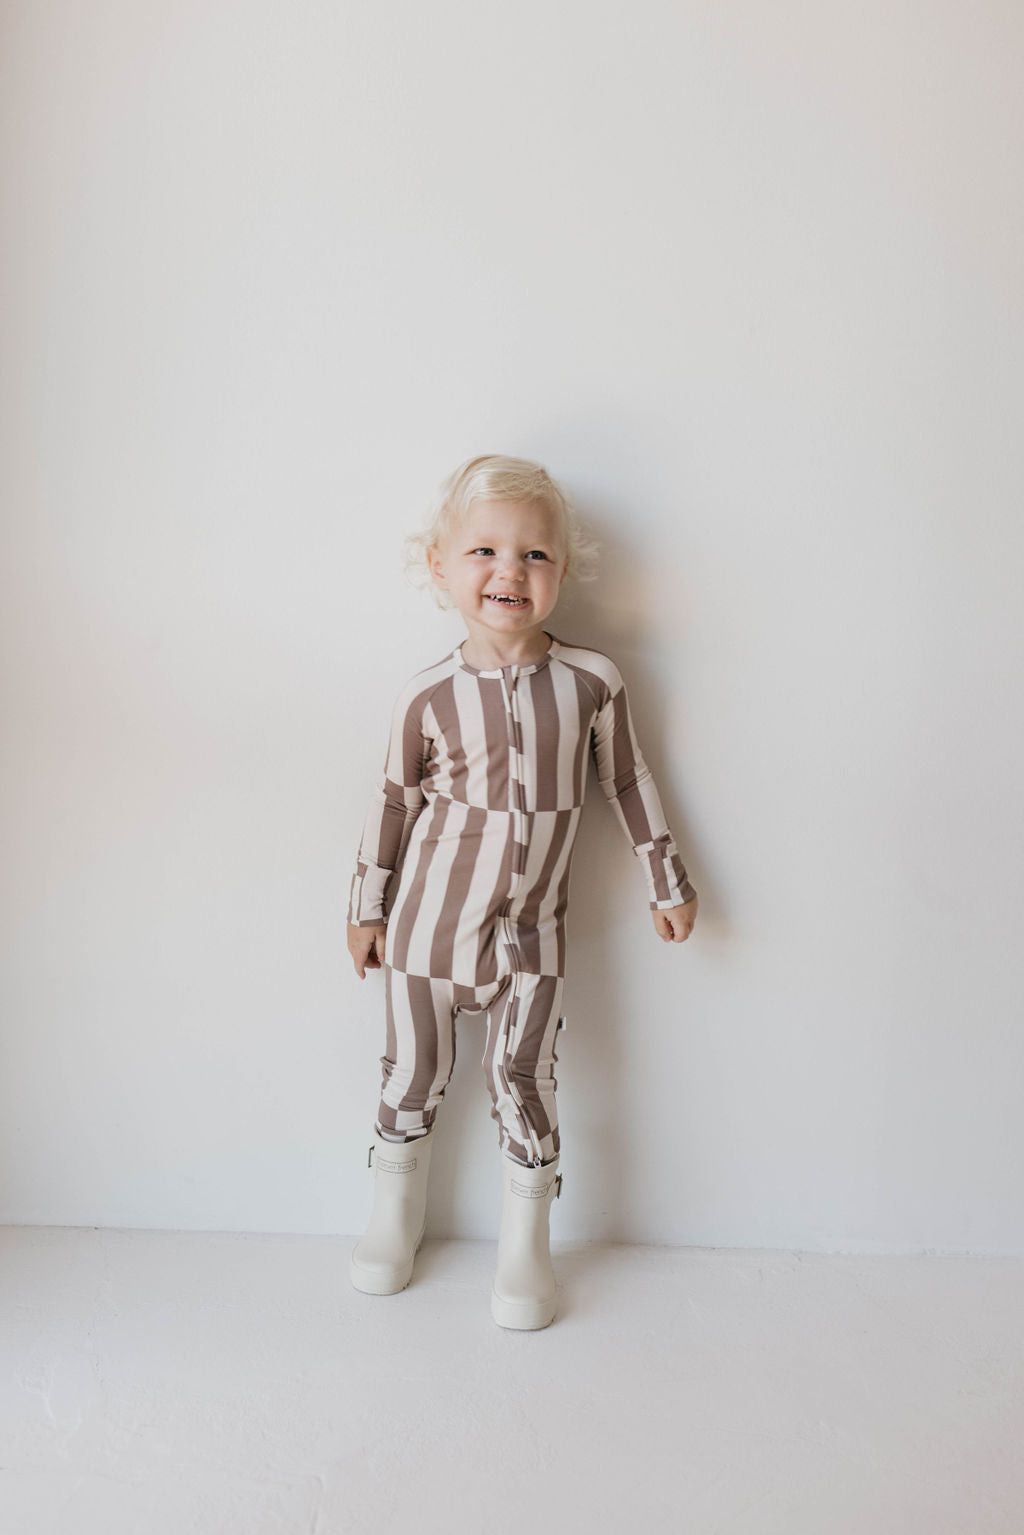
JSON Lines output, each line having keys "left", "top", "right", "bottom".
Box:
{"left": 347, "top": 922, "right": 387, "bottom": 979}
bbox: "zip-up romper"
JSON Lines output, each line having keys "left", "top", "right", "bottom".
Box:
{"left": 347, "top": 631, "right": 696, "bottom": 1168}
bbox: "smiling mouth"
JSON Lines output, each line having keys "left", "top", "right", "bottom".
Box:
{"left": 486, "top": 594, "right": 529, "bottom": 607}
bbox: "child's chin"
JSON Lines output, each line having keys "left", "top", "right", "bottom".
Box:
{"left": 482, "top": 601, "right": 531, "bottom": 616}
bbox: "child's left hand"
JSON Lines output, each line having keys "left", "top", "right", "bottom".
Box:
{"left": 653, "top": 895, "right": 698, "bottom": 943}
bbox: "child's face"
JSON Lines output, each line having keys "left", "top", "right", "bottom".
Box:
{"left": 428, "top": 497, "right": 569, "bottom": 639}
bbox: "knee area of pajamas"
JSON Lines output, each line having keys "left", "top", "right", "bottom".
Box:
{"left": 375, "top": 960, "right": 564, "bottom": 1167}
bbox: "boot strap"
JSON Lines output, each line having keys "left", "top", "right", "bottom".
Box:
{"left": 367, "top": 1144, "right": 374, "bottom": 1168}
{"left": 555, "top": 1173, "right": 563, "bottom": 1199}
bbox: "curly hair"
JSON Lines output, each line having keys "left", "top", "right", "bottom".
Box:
{"left": 402, "top": 454, "right": 601, "bottom": 611}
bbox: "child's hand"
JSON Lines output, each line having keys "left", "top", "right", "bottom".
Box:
{"left": 348, "top": 922, "right": 387, "bottom": 978}
{"left": 652, "top": 896, "right": 697, "bottom": 943}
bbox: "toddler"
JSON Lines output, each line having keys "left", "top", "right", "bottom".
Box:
{"left": 346, "top": 454, "right": 698, "bottom": 1329}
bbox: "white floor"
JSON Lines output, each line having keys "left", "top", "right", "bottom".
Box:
{"left": 1, "top": 1228, "right": 1022, "bottom": 1535}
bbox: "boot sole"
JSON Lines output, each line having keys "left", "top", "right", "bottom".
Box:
{"left": 350, "top": 1221, "right": 426, "bottom": 1296}
{"left": 490, "top": 1285, "right": 557, "bottom": 1330}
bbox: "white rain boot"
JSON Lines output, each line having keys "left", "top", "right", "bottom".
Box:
{"left": 490, "top": 1153, "right": 563, "bottom": 1330}
{"left": 350, "top": 1128, "right": 435, "bottom": 1295}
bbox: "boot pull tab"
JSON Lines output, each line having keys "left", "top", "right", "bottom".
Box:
{"left": 367, "top": 1144, "right": 374, "bottom": 1169}
{"left": 554, "top": 1173, "right": 563, "bottom": 1199}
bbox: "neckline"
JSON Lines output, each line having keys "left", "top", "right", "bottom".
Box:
{"left": 456, "top": 632, "right": 561, "bottom": 678}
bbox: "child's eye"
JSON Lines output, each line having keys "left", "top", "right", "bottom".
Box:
{"left": 468, "top": 547, "right": 549, "bottom": 559}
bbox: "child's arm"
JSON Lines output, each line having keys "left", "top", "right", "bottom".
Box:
{"left": 346, "top": 678, "right": 429, "bottom": 976}
{"left": 589, "top": 657, "right": 698, "bottom": 940}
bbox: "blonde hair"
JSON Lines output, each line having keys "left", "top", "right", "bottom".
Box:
{"left": 403, "top": 454, "right": 601, "bottom": 611}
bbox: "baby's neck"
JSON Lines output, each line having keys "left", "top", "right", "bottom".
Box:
{"left": 460, "top": 628, "right": 553, "bottom": 671}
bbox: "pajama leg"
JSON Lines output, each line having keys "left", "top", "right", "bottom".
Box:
{"left": 480, "top": 971, "right": 565, "bottom": 1169}
{"left": 375, "top": 963, "right": 458, "bottom": 1144}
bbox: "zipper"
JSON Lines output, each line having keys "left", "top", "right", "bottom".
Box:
{"left": 501, "top": 665, "right": 528, "bottom": 881}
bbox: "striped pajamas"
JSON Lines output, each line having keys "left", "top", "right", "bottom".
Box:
{"left": 348, "top": 632, "right": 696, "bottom": 1168}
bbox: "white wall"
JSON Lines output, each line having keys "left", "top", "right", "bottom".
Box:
{"left": 2, "top": 0, "right": 1021, "bottom": 1252}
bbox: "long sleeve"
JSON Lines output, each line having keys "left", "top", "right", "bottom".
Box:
{"left": 347, "top": 678, "right": 430, "bottom": 927}
{"left": 589, "top": 660, "right": 697, "bottom": 910}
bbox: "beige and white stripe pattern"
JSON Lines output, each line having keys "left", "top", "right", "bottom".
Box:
{"left": 379, "top": 964, "right": 566, "bottom": 1167}
{"left": 348, "top": 631, "right": 697, "bottom": 1164}
{"left": 348, "top": 633, "right": 696, "bottom": 968}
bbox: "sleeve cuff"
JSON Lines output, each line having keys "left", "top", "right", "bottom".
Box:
{"left": 347, "top": 861, "right": 393, "bottom": 926}
{"left": 635, "top": 835, "right": 697, "bottom": 909}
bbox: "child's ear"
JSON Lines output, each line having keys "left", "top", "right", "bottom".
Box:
{"left": 427, "top": 543, "right": 446, "bottom": 586}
